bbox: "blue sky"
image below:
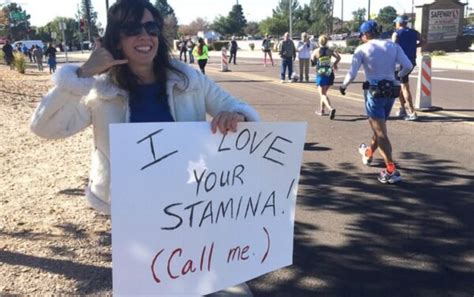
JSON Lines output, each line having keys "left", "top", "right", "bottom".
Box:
{"left": 13, "top": 0, "right": 442, "bottom": 27}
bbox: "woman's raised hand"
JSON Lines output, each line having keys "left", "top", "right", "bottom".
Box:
{"left": 77, "top": 38, "right": 128, "bottom": 78}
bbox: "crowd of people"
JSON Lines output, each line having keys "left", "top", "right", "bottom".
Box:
{"left": 2, "top": 3, "right": 423, "bottom": 186}
{"left": 1, "top": 40, "right": 58, "bottom": 73}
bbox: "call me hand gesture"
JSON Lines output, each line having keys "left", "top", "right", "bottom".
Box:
{"left": 77, "top": 38, "right": 128, "bottom": 78}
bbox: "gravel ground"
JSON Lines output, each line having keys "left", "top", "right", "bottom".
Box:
{"left": 0, "top": 64, "right": 113, "bottom": 295}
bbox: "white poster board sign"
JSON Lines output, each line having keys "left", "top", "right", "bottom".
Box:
{"left": 428, "top": 9, "right": 460, "bottom": 43}
{"left": 110, "top": 122, "right": 307, "bottom": 296}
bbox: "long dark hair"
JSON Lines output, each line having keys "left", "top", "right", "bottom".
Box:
{"left": 103, "top": 0, "right": 186, "bottom": 90}
{"left": 197, "top": 38, "right": 205, "bottom": 56}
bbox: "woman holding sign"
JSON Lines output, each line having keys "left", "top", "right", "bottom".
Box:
{"left": 30, "top": 6, "right": 258, "bottom": 218}
{"left": 30, "top": 0, "right": 257, "bottom": 295}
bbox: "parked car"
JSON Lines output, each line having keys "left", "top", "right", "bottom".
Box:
{"left": 12, "top": 40, "right": 44, "bottom": 50}
{"left": 457, "top": 26, "right": 474, "bottom": 51}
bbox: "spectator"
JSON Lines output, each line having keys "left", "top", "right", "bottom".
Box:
{"left": 228, "top": 36, "right": 238, "bottom": 65}
{"left": 44, "top": 43, "right": 57, "bottom": 74}
{"left": 262, "top": 34, "right": 274, "bottom": 67}
{"left": 297, "top": 32, "right": 314, "bottom": 82}
{"left": 278, "top": 32, "right": 296, "bottom": 83}
{"left": 193, "top": 37, "right": 209, "bottom": 74}
{"left": 186, "top": 37, "right": 195, "bottom": 64}
{"left": 22, "top": 44, "right": 32, "bottom": 62}
{"left": 32, "top": 45, "right": 44, "bottom": 72}
{"left": 179, "top": 37, "right": 187, "bottom": 63}
{"left": 2, "top": 39, "right": 15, "bottom": 70}
{"left": 30, "top": 2, "right": 257, "bottom": 295}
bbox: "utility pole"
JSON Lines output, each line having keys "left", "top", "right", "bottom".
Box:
{"left": 83, "top": 0, "right": 92, "bottom": 42}
{"left": 330, "top": 0, "right": 334, "bottom": 34}
{"left": 465, "top": 0, "right": 469, "bottom": 18}
{"left": 59, "top": 19, "right": 68, "bottom": 63}
{"left": 289, "top": 0, "right": 293, "bottom": 37}
{"left": 77, "top": 3, "right": 83, "bottom": 52}
{"left": 368, "top": 0, "right": 371, "bottom": 20}
{"left": 412, "top": 0, "right": 415, "bottom": 17}
{"left": 341, "top": 0, "right": 344, "bottom": 23}
{"left": 105, "top": 0, "right": 109, "bottom": 11}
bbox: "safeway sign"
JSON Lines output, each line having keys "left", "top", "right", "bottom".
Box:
{"left": 428, "top": 9, "right": 461, "bottom": 42}
{"left": 110, "top": 122, "right": 307, "bottom": 296}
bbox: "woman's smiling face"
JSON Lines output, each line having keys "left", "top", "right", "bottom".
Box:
{"left": 118, "top": 9, "right": 159, "bottom": 71}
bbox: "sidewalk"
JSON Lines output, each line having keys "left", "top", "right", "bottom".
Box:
{"left": 204, "top": 49, "right": 474, "bottom": 71}
{"left": 59, "top": 49, "right": 474, "bottom": 71}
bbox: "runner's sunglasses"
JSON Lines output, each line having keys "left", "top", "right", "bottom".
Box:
{"left": 121, "top": 21, "right": 160, "bottom": 37}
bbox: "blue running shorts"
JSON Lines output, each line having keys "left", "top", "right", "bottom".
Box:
{"left": 315, "top": 72, "right": 335, "bottom": 87}
{"left": 364, "top": 90, "right": 396, "bottom": 120}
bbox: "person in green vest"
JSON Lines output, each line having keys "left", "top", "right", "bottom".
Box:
{"left": 193, "top": 37, "right": 209, "bottom": 74}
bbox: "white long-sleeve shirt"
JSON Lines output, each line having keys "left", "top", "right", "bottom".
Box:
{"left": 342, "top": 39, "right": 413, "bottom": 88}
{"left": 297, "top": 40, "right": 314, "bottom": 59}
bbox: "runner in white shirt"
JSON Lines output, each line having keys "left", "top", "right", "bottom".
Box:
{"left": 340, "top": 20, "right": 412, "bottom": 184}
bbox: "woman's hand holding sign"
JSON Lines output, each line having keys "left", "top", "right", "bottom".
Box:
{"left": 211, "top": 111, "right": 245, "bottom": 135}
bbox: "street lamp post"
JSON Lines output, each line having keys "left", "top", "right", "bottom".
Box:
{"left": 341, "top": 0, "right": 344, "bottom": 23}
{"left": 289, "top": 0, "right": 293, "bottom": 38}
{"left": 368, "top": 0, "right": 371, "bottom": 20}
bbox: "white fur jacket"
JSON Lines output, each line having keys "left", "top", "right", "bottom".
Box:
{"left": 30, "top": 61, "right": 260, "bottom": 215}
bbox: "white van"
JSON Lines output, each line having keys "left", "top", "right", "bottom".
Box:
{"left": 12, "top": 40, "right": 45, "bottom": 50}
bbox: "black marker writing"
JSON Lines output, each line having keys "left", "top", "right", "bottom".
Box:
{"left": 137, "top": 129, "right": 178, "bottom": 171}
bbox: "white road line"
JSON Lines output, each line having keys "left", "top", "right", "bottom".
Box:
{"left": 408, "top": 75, "right": 474, "bottom": 83}
{"left": 337, "top": 69, "right": 473, "bottom": 83}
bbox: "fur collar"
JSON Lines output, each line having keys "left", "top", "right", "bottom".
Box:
{"left": 91, "top": 59, "right": 200, "bottom": 101}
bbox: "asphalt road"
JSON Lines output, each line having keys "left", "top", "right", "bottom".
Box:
{"left": 201, "top": 58, "right": 474, "bottom": 297}
{"left": 49, "top": 53, "right": 474, "bottom": 296}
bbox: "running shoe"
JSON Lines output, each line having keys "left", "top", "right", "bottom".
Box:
{"left": 329, "top": 109, "right": 336, "bottom": 120}
{"left": 404, "top": 112, "right": 418, "bottom": 121}
{"left": 397, "top": 107, "right": 407, "bottom": 118}
{"left": 358, "top": 143, "right": 373, "bottom": 166}
{"left": 378, "top": 169, "right": 402, "bottom": 184}
{"left": 315, "top": 108, "right": 325, "bottom": 116}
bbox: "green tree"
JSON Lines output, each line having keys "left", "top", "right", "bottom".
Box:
{"left": 376, "top": 6, "right": 397, "bottom": 32}
{"left": 308, "top": 0, "right": 333, "bottom": 36}
{"left": 178, "top": 17, "right": 209, "bottom": 36}
{"left": 350, "top": 8, "right": 366, "bottom": 32}
{"left": 293, "top": 4, "right": 311, "bottom": 35}
{"left": 211, "top": 15, "right": 229, "bottom": 35}
{"left": 154, "top": 0, "right": 178, "bottom": 43}
{"left": 37, "top": 17, "right": 79, "bottom": 46}
{"left": 245, "top": 21, "right": 260, "bottom": 37}
{"left": 154, "top": 0, "right": 175, "bottom": 17}
{"left": 3, "top": 3, "right": 31, "bottom": 40}
{"left": 266, "top": 0, "right": 305, "bottom": 36}
{"left": 226, "top": 4, "right": 247, "bottom": 36}
{"left": 81, "top": 0, "right": 99, "bottom": 42}
{"left": 259, "top": 16, "right": 287, "bottom": 37}
{"left": 273, "top": 0, "right": 301, "bottom": 18}
{"left": 0, "top": 8, "right": 10, "bottom": 39}
{"left": 211, "top": 4, "right": 247, "bottom": 37}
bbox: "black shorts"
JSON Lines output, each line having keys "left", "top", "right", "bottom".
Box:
{"left": 396, "top": 63, "right": 415, "bottom": 84}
